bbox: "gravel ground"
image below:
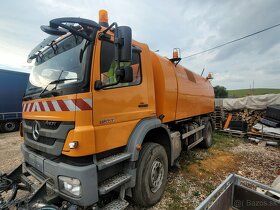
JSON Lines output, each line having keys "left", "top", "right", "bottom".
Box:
{"left": 145, "top": 133, "right": 280, "bottom": 210}
{"left": 0, "top": 131, "right": 279, "bottom": 209}
{"left": 0, "top": 132, "right": 22, "bottom": 172}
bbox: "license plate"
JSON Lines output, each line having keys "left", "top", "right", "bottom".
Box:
{"left": 28, "top": 153, "right": 44, "bottom": 172}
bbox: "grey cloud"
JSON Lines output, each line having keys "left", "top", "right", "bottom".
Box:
{"left": 0, "top": 0, "right": 279, "bottom": 89}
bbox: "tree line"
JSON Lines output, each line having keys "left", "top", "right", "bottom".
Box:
{"left": 214, "top": 85, "right": 228, "bottom": 98}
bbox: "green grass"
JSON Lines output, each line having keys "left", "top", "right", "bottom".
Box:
{"left": 227, "top": 88, "right": 280, "bottom": 98}
{"left": 212, "top": 132, "right": 241, "bottom": 150}
{"left": 165, "top": 132, "right": 241, "bottom": 210}
{"left": 167, "top": 185, "right": 185, "bottom": 210}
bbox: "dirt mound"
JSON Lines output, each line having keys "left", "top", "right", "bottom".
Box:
{"left": 187, "top": 150, "right": 238, "bottom": 179}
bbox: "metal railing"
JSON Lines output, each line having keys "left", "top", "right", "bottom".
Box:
{"left": 196, "top": 174, "right": 280, "bottom": 210}
{"left": 0, "top": 112, "right": 22, "bottom": 121}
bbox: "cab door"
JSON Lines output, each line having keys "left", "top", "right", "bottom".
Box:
{"left": 92, "top": 37, "right": 152, "bottom": 153}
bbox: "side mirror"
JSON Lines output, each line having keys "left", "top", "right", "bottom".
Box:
{"left": 117, "top": 26, "right": 132, "bottom": 62}
{"left": 94, "top": 80, "right": 103, "bottom": 90}
{"left": 116, "top": 66, "right": 133, "bottom": 83}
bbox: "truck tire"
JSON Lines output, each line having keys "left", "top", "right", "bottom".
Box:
{"left": 132, "top": 142, "right": 168, "bottom": 207}
{"left": 201, "top": 122, "right": 213, "bottom": 148}
{"left": 0, "top": 121, "right": 19, "bottom": 133}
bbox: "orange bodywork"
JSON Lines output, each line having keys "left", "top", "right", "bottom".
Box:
{"left": 22, "top": 28, "right": 214, "bottom": 157}
{"left": 91, "top": 33, "right": 156, "bottom": 154}
{"left": 151, "top": 52, "right": 214, "bottom": 123}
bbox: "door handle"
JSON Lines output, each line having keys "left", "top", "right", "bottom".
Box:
{"left": 138, "top": 102, "right": 148, "bottom": 108}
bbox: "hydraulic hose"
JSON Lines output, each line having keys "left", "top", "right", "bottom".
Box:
{"left": 0, "top": 176, "right": 13, "bottom": 193}
{"left": 0, "top": 183, "right": 18, "bottom": 209}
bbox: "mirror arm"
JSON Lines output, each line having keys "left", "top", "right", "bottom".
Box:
{"left": 103, "top": 22, "right": 118, "bottom": 34}
{"left": 98, "top": 22, "right": 122, "bottom": 78}
{"left": 99, "top": 22, "right": 118, "bottom": 39}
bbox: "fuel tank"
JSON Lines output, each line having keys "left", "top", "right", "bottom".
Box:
{"left": 150, "top": 52, "right": 214, "bottom": 123}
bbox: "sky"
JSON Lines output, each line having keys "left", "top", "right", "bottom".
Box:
{"left": 0, "top": 0, "right": 279, "bottom": 90}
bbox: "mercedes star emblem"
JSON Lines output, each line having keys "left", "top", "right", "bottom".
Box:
{"left": 32, "top": 121, "right": 40, "bottom": 141}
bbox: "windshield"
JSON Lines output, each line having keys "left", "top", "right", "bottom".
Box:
{"left": 25, "top": 33, "right": 91, "bottom": 96}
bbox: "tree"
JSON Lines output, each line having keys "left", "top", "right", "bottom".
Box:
{"left": 214, "top": 85, "right": 228, "bottom": 98}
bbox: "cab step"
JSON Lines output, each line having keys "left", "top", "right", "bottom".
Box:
{"left": 102, "top": 199, "right": 129, "bottom": 210}
{"left": 99, "top": 173, "right": 131, "bottom": 195}
{"left": 97, "top": 153, "right": 131, "bottom": 170}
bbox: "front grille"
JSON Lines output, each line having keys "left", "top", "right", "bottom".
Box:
{"left": 22, "top": 120, "right": 74, "bottom": 156}
{"left": 27, "top": 133, "right": 56, "bottom": 146}
{"left": 25, "top": 119, "right": 61, "bottom": 130}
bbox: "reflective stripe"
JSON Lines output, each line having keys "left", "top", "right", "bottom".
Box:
{"left": 52, "top": 100, "right": 62, "bottom": 111}
{"left": 64, "top": 100, "right": 76, "bottom": 111}
{"left": 22, "top": 98, "right": 93, "bottom": 112}
{"left": 42, "top": 101, "right": 50, "bottom": 111}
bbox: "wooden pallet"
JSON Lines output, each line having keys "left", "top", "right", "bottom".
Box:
{"left": 220, "top": 129, "right": 247, "bottom": 138}
{"left": 247, "top": 131, "right": 280, "bottom": 141}
{"left": 212, "top": 107, "right": 224, "bottom": 130}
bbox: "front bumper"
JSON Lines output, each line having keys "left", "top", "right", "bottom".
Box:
{"left": 21, "top": 144, "right": 98, "bottom": 207}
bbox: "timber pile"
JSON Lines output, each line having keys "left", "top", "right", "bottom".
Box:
{"left": 212, "top": 108, "right": 265, "bottom": 130}
{"left": 224, "top": 109, "right": 265, "bottom": 129}
{"left": 213, "top": 98, "right": 280, "bottom": 145}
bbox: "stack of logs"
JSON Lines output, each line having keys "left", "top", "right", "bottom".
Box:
{"left": 224, "top": 109, "right": 266, "bottom": 129}
{"left": 212, "top": 108, "right": 266, "bottom": 130}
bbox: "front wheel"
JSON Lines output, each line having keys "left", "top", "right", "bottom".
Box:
{"left": 132, "top": 142, "right": 168, "bottom": 207}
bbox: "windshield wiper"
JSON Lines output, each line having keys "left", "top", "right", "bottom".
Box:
{"left": 39, "top": 78, "right": 78, "bottom": 97}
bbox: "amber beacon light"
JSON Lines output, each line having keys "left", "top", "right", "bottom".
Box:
{"left": 99, "top": 9, "right": 109, "bottom": 27}
{"left": 173, "top": 48, "right": 180, "bottom": 59}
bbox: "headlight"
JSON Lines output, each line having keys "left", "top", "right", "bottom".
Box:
{"left": 58, "top": 176, "right": 81, "bottom": 197}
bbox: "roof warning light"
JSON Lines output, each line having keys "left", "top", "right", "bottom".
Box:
{"left": 99, "top": 9, "right": 109, "bottom": 27}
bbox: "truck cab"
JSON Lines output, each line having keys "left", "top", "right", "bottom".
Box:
{"left": 21, "top": 13, "right": 158, "bottom": 209}
{"left": 1, "top": 10, "right": 214, "bottom": 209}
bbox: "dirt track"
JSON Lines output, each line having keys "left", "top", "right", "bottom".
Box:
{"left": 0, "top": 132, "right": 279, "bottom": 209}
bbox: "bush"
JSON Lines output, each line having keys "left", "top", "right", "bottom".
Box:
{"left": 214, "top": 85, "right": 228, "bottom": 98}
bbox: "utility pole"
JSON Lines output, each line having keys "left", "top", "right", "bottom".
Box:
{"left": 252, "top": 80, "right": 254, "bottom": 95}
{"left": 250, "top": 84, "right": 251, "bottom": 96}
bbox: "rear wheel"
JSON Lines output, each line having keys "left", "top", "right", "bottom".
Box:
{"left": 201, "top": 122, "right": 213, "bottom": 148}
{"left": 132, "top": 142, "right": 168, "bottom": 207}
{"left": 0, "top": 121, "right": 19, "bottom": 133}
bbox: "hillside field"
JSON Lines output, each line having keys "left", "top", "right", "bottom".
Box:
{"left": 227, "top": 88, "right": 280, "bottom": 98}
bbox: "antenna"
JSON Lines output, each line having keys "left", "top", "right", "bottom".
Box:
{"left": 201, "top": 68, "right": 205, "bottom": 76}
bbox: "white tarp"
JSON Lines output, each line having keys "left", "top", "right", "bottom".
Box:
{"left": 220, "top": 94, "right": 280, "bottom": 111}
{"left": 253, "top": 123, "right": 280, "bottom": 136}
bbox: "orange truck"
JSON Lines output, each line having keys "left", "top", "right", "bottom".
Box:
{"left": 0, "top": 10, "right": 214, "bottom": 209}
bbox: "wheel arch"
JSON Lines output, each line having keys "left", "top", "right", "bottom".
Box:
{"left": 126, "top": 117, "right": 173, "bottom": 166}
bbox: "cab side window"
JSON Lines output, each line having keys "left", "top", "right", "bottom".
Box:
{"left": 100, "top": 41, "right": 141, "bottom": 87}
